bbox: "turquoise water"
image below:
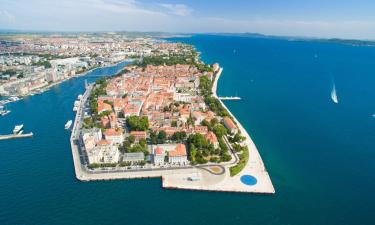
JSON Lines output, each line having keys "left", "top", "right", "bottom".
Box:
{"left": 1, "top": 35, "right": 375, "bottom": 225}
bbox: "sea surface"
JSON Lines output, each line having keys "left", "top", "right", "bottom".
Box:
{"left": 1, "top": 35, "right": 375, "bottom": 225}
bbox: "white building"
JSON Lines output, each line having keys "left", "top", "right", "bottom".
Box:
{"left": 103, "top": 128, "right": 124, "bottom": 145}
{"left": 173, "top": 93, "right": 196, "bottom": 102}
{"left": 152, "top": 146, "right": 166, "bottom": 165}
{"left": 81, "top": 128, "right": 102, "bottom": 143}
{"left": 168, "top": 144, "right": 188, "bottom": 165}
{"left": 87, "top": 140, "right": 120, "bottom": 164}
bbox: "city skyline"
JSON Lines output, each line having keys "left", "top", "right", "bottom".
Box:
{"left": 1, "top": 0, "right": 375, "bottom": 40}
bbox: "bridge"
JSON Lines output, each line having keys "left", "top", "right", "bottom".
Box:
{"left": 218, "top": 96, "right": 241, "bottom": 100}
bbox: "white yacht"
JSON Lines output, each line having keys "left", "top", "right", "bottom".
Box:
{"left": 65, "top": 120, "right": 73, "bottom": 129}
{"left": 13, "top": 124, "right": 24, "bottom": 134}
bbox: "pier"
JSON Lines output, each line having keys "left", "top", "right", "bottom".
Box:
{"left": 0, "top": 132, "right": 33, "bottom": 140}
{"left": 218, "top": 96, "right": 241, "bottom": 100}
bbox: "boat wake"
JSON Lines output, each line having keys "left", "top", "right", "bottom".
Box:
{"left": 331, "top": 80, "right": 338, "bottom": 104}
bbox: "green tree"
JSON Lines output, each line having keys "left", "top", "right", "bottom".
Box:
{"left": 128, "top": 135, "right": 135, "bottom": 144}
{"left": 213, "top": 124, "right": 227, "bottom": 138}
{"left": 157, "top": 130, "right": 167, "bottom": 144}
{"left": 126, "top": 116, "right": 149, "bottom": 131}
{"left": 139, "top": 138, "right": 146, "bottom": 147}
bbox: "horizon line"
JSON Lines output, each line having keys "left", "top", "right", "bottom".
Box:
{"left": 0, "top": 29, "right": 374, "bottom": 43}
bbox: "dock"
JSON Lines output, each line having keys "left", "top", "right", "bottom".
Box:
{"left": 0, "top": 132, "right": 33, "bottom": 140}
{"left": 218, "top": 96, "right": 241, "bottom": 100}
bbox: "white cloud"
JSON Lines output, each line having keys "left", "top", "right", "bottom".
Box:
{"left": 0, "top": 0, "right": 374, "bottom": 39}
{"left": 160, "top": 3, "right": 193, "bottom": 16}
{"left": 87, "top": 0, "right": 165, "bottom": 16}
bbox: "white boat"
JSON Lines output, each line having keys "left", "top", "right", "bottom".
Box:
{"left": 74, "top": 100, "right": 80, "bottom": 107}
{"left": 65, "top": 120, "right": 73, "bottom": 129}
{"left": 9, "top": 96, "right": 20, "bottom": 102}
{"left": 0, "top": 110, "right": 11, "bottom": 116}
{"left": 13, "top": 124, "right": 24, "bottom": 134}
{"left": 331, "top": 83, "right": 338, "bottom": 104}
{"left": 78, "top": 94, "right": 83, "bottom": 100}
{"left": 73, "top": 106, "right": 78, "bottom": 112}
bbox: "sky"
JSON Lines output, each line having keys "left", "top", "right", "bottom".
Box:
{"left": 0, "top": 0, "right": 375, "bottom": 39}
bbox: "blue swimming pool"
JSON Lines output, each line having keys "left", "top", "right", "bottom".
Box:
{"left": 240, "top": 175, "right": 257, "bottom": 185}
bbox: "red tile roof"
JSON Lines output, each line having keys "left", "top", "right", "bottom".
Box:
{"left": 168, "top": 144, "right": 187, "bottom": 157}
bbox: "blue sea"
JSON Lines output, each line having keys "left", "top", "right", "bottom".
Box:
{"left": 1, "top": 35, "right": 375, "bottom": 225}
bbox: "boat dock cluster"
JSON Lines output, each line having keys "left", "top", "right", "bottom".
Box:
{"left": 0, "top": 96, "right": 21, "bottom": 116}
{"left": 0, "top": 124, "right": 33, "bottom": 141}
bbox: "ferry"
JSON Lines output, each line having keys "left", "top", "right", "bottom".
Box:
{"left": 65, "top": 120, "right": 73, "bottom": 129}
{"left": 13, "top": 124, "right": 24, "bottom": 134}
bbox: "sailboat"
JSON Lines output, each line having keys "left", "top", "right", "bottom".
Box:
{"left": 331, "top": 82, "right": 338, "bottom": 104}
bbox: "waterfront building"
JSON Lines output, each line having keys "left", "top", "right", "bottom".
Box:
{"left": 152, "top": 146, "right": 166, "bottom": 165}
{"left": 87, "top": 140, "right": 120, "bottom": 164}
{"left": 223, "top": 117, "right": 238, "bottom": 134}
{"left": 81, "top": 128, "right": 102, "bottom": 143}
{"left": 168, "top": 143, "right": 188, "bottom": 165}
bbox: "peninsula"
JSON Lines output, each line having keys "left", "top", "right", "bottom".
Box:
{"left": 70, "top": 41, "right": 274, "bottom": 194}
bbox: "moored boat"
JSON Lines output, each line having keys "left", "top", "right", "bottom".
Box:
{"left": 13, "top": 124, "right": 24, "bottom": 134}
{"left": 65, "top": 120, "right": 73, "bottom": 129}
